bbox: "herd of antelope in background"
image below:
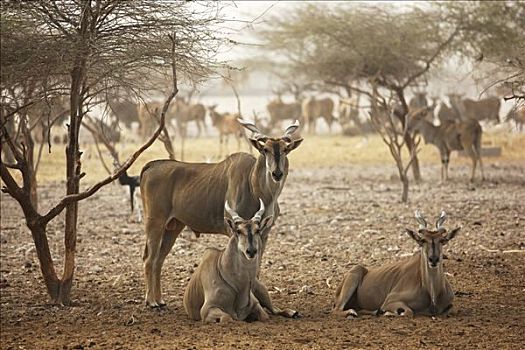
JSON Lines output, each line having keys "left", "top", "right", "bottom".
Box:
{"left": 138, "top": 118, "right": 461, "bottom": 323}
{"left": 109, "top": 89, "right": 518, "bottom": 221}
{"left": 16, "top": 89, "right": 523, "bottom": 225}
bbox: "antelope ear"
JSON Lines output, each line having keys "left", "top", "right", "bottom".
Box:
{"left": 259, "top": 215, "right": 274, "bottom": 232}
{"left": 285, "top": 138, "right": 303, "bottom": 153}
{"left": 406, "top": 228, "right": 424, "bottom": 246}
{"left": 442, "top": 227, "right": 461, "bottom": 244}
{"left": 249, "top": 138, "right": 266, "bottom": 153}
{"left": 224, "top": 217, "right": 237, "bottom": 236}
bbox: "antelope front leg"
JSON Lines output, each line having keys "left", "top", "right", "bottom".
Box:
{"left": 252, "top": 278, "right": 300, "bottom": 318}
{"left": 250, "top": 295, "right": 270, "bottom": 322}
{"left": 201, "top": 305, "right": 234, "bottom": 324}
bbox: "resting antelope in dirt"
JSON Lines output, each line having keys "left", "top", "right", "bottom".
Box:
{"left": 409, "top": 108, "right": 484, "bottom": 182}
{"left": 140, "top": 119, "right": 303, "bottom": 317}
{"left": 184, "top": 200, "right": 272, "bottom": 323}
{"left": 333, "top": 210, "right": 460, "bottom": 318}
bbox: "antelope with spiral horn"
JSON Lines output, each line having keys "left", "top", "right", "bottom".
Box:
{"left": 333, "top": 210, "right": 460, "bottom": 318}
{"left": 183, "top": 199, "right": 273, "bottom": 323}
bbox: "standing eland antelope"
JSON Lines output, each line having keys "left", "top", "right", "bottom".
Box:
{"left": 302, "top": 97, "right": 336, "bottom": 133}
{"left": 140, "top": 119, "right": 303, "bottom": 317}
{"left": 409, "top": 108, "right": 484, "bottom": 182}
{"left": 267, "top": 98, "right": 303, "bottom": 129}
{"left": 170, "top": 97, "right": 207, "bottom": 138}
{"left": 184, "top": 200, "right": 273, "bottom": 323}
{"left": 207, "top": 105, "right": 246, "bottom": 156}
{"left": 333, "top": 210, "right": 460, "bottom": 318}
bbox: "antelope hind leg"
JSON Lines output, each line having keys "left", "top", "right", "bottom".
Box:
{"left": 143, "top": 219, "right": 164, "bottom": 307}
{"left": 332, "top": 266, "right": 366, "bottom": 319}
{"left": 152, "top": 221, "right": 184, "bottom": 306}
{"left": 252, "top": 278, "right": 300, "bottom": 318}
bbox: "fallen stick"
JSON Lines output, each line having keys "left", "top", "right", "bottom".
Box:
{"left": 479, "top": 245, "right": 525, "bottom": 254}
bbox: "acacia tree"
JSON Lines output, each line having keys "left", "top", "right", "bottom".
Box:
{"left": 437, "top": 1, "right": 525, "bottom": 101}
{"left": 368, "top": 85, "right": 425, "bottom": 202}
{"left": 260, "top": 3, "right": 457, "bottom": 186}
{"left": 0, "top": 1, "right": 224, "bottom": 305}
{"left": 1, "top": 10, "right": 71, "bottom": 208}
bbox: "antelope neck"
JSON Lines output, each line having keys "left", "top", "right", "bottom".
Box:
{"left": 219, "top": 236, "right": 258, "bottom": 294}
{"left": 419, "top": 120, "right": 438, "bottom": 145}
{"left": 420, "top": 249, "right": 445, "bottom": 311}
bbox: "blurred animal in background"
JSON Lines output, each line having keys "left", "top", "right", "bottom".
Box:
{"left": 339, "top": 97, "right": 373, "bottom": 136}
{"left": 170, "top": 96, "right": 207, "bottom": 138}
{"left": 114, "top": 160, "right": 142, "bottom": 222}
{"left": 208, "top": 104, "right": 245, "bottom": 156}
{"left": 447, "top": 94, "right": 501, "bottom": 123}
{"left": 266, "top": 98, "right": 302, "bottom": 130}
{"left": 252, "top": 110, "right": 273, "bottom": 135}
{"left": 138, "top": 101, "right": 163, "bottom": 140}
{"left": 437, "top": 98, "right": 461, "bottom": 124}
{"left": 505, "top": 105, "right": 525, "bottom": 132}
{"left": 302, "top": 97, "right": 335, "bottom": 133}
{"left": 333, "top": 210, "right": 460, "bottom": 318}
{"left": 107, "top": 98, "right": 140, "bottom": 131}
{"left": 409, "top": 92, "right": 438, "bottom": 123}
{"left": 27, "top": 95, "right": 70, "bottom": 144}
{"left": 409, "top": 108, "right": 484, "bottom": 182}
{"left": 409, "top": 91, "right": 429, "bottom": 109}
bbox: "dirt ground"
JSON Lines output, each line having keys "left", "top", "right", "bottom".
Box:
{"left": 1, "top": 151, "right": 525, "bottom": 349}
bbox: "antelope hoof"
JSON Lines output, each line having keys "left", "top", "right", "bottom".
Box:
{"left": 146, "top": 300, "right": 166, "bottom": 309}
{"left": 344, "top": 309, "right": 358, "bottom": 319}
{"left": 276, "top": 308, "right": 300, "bottom": 318}
{"left": 219, "top": 315, "right": 233, "bottom": 323}
{"left": 146, "top": 300, "right": 158, "bottom": 308}
{"left": 259, "top": 310, "right": 270, "bottom": 322}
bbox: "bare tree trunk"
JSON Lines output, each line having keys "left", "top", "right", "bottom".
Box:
{"left": 405, "top": 134, "right": 422, "bottom": 182}
{"left": 400, "top": 174, "right": 409, "bottom": 203}
{"left": 58, "top": 27, "right": 88, "bottom": 304}
{"left": 20, "top": 112, "right": 40, "bottom": 210}
{"left": 1, "top": 114, "right": 16, "bottom": 164}
{"left": 28, "top": 221, "right": 60, "bottom": 301}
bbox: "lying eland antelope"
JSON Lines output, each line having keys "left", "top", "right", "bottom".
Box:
{"left": 184, "top": 200, "right": 273, "bottom": 323}
{"left": 140, "top": 118, "right": 302, "bottom": 317}
{"left": 333, "top": 210, "right": 460, "bottom": 318}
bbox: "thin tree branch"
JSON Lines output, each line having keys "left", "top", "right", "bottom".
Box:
{"left": 41, "top": 32, "right": 179, "bottom": 224}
